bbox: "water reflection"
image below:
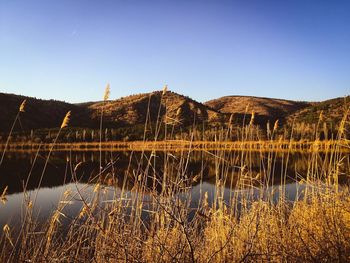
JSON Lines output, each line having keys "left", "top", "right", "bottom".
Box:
{"left": 0, "top": 150, "right": 314, "bottom": 194}
{"left": 0, "top": 150, "right": 348, "bottom": 227}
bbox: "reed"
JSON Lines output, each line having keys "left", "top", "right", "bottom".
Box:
{"left": 31, "top": 110, "right": 71, "bottom": 206}
{"left": 0, "top": 99, "right": 26, "bottom": 166}
{"left": 0, "top": 96, "right": 349, "bottom": 262}
{"left": 100, "top": 83, "right": 110, "bottom": 174}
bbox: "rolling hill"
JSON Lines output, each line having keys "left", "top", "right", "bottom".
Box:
{"left": 204, "top": 95, "right": 311, "bottom": 125}
{"left": 0, "top": 91, "right": 348, "bottom": 138}
{"left": 0, "top": 91, "right": 224, "bottom": 133}
{"left": 287, "top": 96, "right": 350, "bottom": 125}
{"left": 0, "top": 92, "right": 92, "bottom": 132}
{"left": 88, "top": 91, "right": 224, "bottom": 127}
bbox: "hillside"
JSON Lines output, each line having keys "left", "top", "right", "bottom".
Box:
{"left": 0, "top": 91, "right": 224, "bottom": 134}
{"left": 89, "top": 91, "right": 224, "bottom": 127}
{"left": 0, "top": 93, "right": 92, "bottom": 132}
{"left": 287, "top": 96, "right": 350, "bottom": 125}
{"left": 1, "top": 91, "right": 348, "bottom": 139}
{"left": 205, "top": 95, "right": 311, "bottom": 125}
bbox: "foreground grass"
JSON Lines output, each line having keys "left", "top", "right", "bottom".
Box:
{"left": 1, "top": 182, "right": 349, "bottom": 262}
{"left": 0, "top": 137, "right": 349, "bottom": 262}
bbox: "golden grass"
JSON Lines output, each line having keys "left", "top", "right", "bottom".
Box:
{"left": 0, "top": 99, "right": 26, "bottom": 166}
{"left": 19, "top": 99, "right": 26, "bottom": 113}
{"left": 0, "top": 88, "right": 349, "bottom": 262}
{"left": 60, "top": 111, "right": 71, "bottom": 129}
{"left": 104, "top": 83, "right": 110, "bottom": 101}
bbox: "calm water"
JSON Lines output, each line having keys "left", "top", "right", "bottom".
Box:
{"left": 0, "top": 150, "right": 347, "bottom": 228}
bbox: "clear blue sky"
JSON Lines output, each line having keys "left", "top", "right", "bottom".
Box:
{"left": 1, "top": 0, "right": 349, "bottom": 103}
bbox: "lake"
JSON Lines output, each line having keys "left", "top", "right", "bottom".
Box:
{"left": 0, "top": 149, "right": 348, "bottom": 228}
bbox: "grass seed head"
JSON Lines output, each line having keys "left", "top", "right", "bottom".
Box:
{"left": 61, "top": 111, "right": 71, "bottom": 129}
{"left": 273, "top": 120, "right": 279, "bottom": 131}
{"left": 104, "top": 83, "right": 110, "bottom": 101}
{"left": 79, "top": 204, "right": 89, "bottom": 219}
{"left": 0, "top": 186, "right": 8, "bottom": 204}
{"left": 19, "top": 99, "right": 26, "bottom": 112}
{"left": 319, "top": 110, "right": 324, "bottom": 121}
{"left": 162, "top": 85, "right": 168, "bottom": 95}
{"left": 3, "top": 224, "right": 10, "bottom": 234}
{"left": 249, "top": 111, "right": 255, "bottom": 126}
{"left": 93, "top": 183, "right": 100, "bottom": 193}
{"left": 176, "top": 108, "right": 181, "bottom": 116}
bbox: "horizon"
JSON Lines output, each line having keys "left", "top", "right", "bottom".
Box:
{"left": 1, "top": 0, "right": 350, "bottom": 103}
{"left": 1, "top": 88, "right": 348, "bottom": 104}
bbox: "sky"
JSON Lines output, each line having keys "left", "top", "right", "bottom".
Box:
{"left": 0, "top": 0, "right": 349, "bottom": 103}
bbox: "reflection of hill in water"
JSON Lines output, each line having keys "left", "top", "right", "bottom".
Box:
{"left": 0, "top": 151, "right": 344, "bottom": 195}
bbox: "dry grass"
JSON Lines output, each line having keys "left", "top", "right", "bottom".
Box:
{"left": 0, "top": 89, "right": 349, "bottom": 262}
{"left": 205, "top": 95, "right": 310, "bottom": 122}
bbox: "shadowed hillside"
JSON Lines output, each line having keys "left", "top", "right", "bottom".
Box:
{"left": 287, "top": 96, "right": 350, "bottom": 125}
{"left": 0, "top": 93, "right": 92, "bottom": 132}
{"left": 0, "top": 91, "right": 224, "bottom": 134}
{"left": 205, "top": 95, "right": 310, "bottom": 125}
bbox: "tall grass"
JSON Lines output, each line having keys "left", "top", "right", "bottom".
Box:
{"left": 0, "top": 99, "right": 26, "bottom": 166}
{"left": 100, "top": 83, "right": 110, "bottom": 174}
{"left": 0, "top": 92, "right": 349, "bottom": 262}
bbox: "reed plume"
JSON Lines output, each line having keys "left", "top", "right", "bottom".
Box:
{"left": 0, "top": 99, "right": 28, "bottom": 166}
{"left": 273, "top": 120, "right": 279, "bottom": 131}
{"left": 32, "top": 110, "right": 72, "bottom": 209}
{"left": 100, "top": 83, "right": 110, "bottom": 174}
{"left": 19, "top": 99, "right": 26, "bottom": 112}
{"left": 249, "top": 110, "right": 255, "bottom": 126}
{"left": 60, "top": 111, "right": 71, "bottom": 129}
{"left": 162, "top": 85, "right": 168, "bottom": 95}
{"left": 154, "top": 84, "right": 168, "bottom": 140}
{"left": 0, "top": 186, "right": 8, "bottom": 204}
{"left": 319, "top": 110, "right": 324, "bottom": 121}
{"left": 3, "top": 224, "right": 14, "bottom": 248}
{"left": 104, "top": 83, "right": 110, "bottom": 101}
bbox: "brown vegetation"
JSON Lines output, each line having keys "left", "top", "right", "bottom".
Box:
{"left": 0, "top": 88, "right": 349, "bottom": 262}
{"left": 89, "top": 90, "right": 223, "bottom": 127}
{"left": 1, "top": 91, "right": 348, "bottom": 141}
{"left": 205, "top": 95, "right": 310, "bottom": 125}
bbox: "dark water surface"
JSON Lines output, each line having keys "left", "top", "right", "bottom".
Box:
{"left": 0, "top": 150, "right": 348, "bottom": 228}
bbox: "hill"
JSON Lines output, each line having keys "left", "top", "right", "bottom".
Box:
{"left": 1, "top": 91, "right": 348, "bottom": 141}
{"left": 205, "top": 96, "right": 311, "bottom": 125}
{"left": 0, "top": 91, "right": 224, "bottom": 134}
{"left": 287, "top": 96, "right": 350, "bottom": 126}
{"left": 88, "top": 91, "right": 224, "bottom": 127}
{"left": 0, "top": 93, "right": 92, "bottom": 132}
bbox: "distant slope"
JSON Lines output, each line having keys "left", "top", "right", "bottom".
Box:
{"left": 0, "top": 91, "right": 224, "bottom": 133}
{"left": 1, "top": 91, "right": 348, "bottom": 135}
{"left": 0, "top": 93, "right": 92, "bottom": 132}
{"left": 205, "top": 96, "right": 310, "bottom": 124}
{"left": 287, "top": 96, "right": 350, "bottom": 125}
{"left": 89, "top": 91, "right": 224, "bottom": 127}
